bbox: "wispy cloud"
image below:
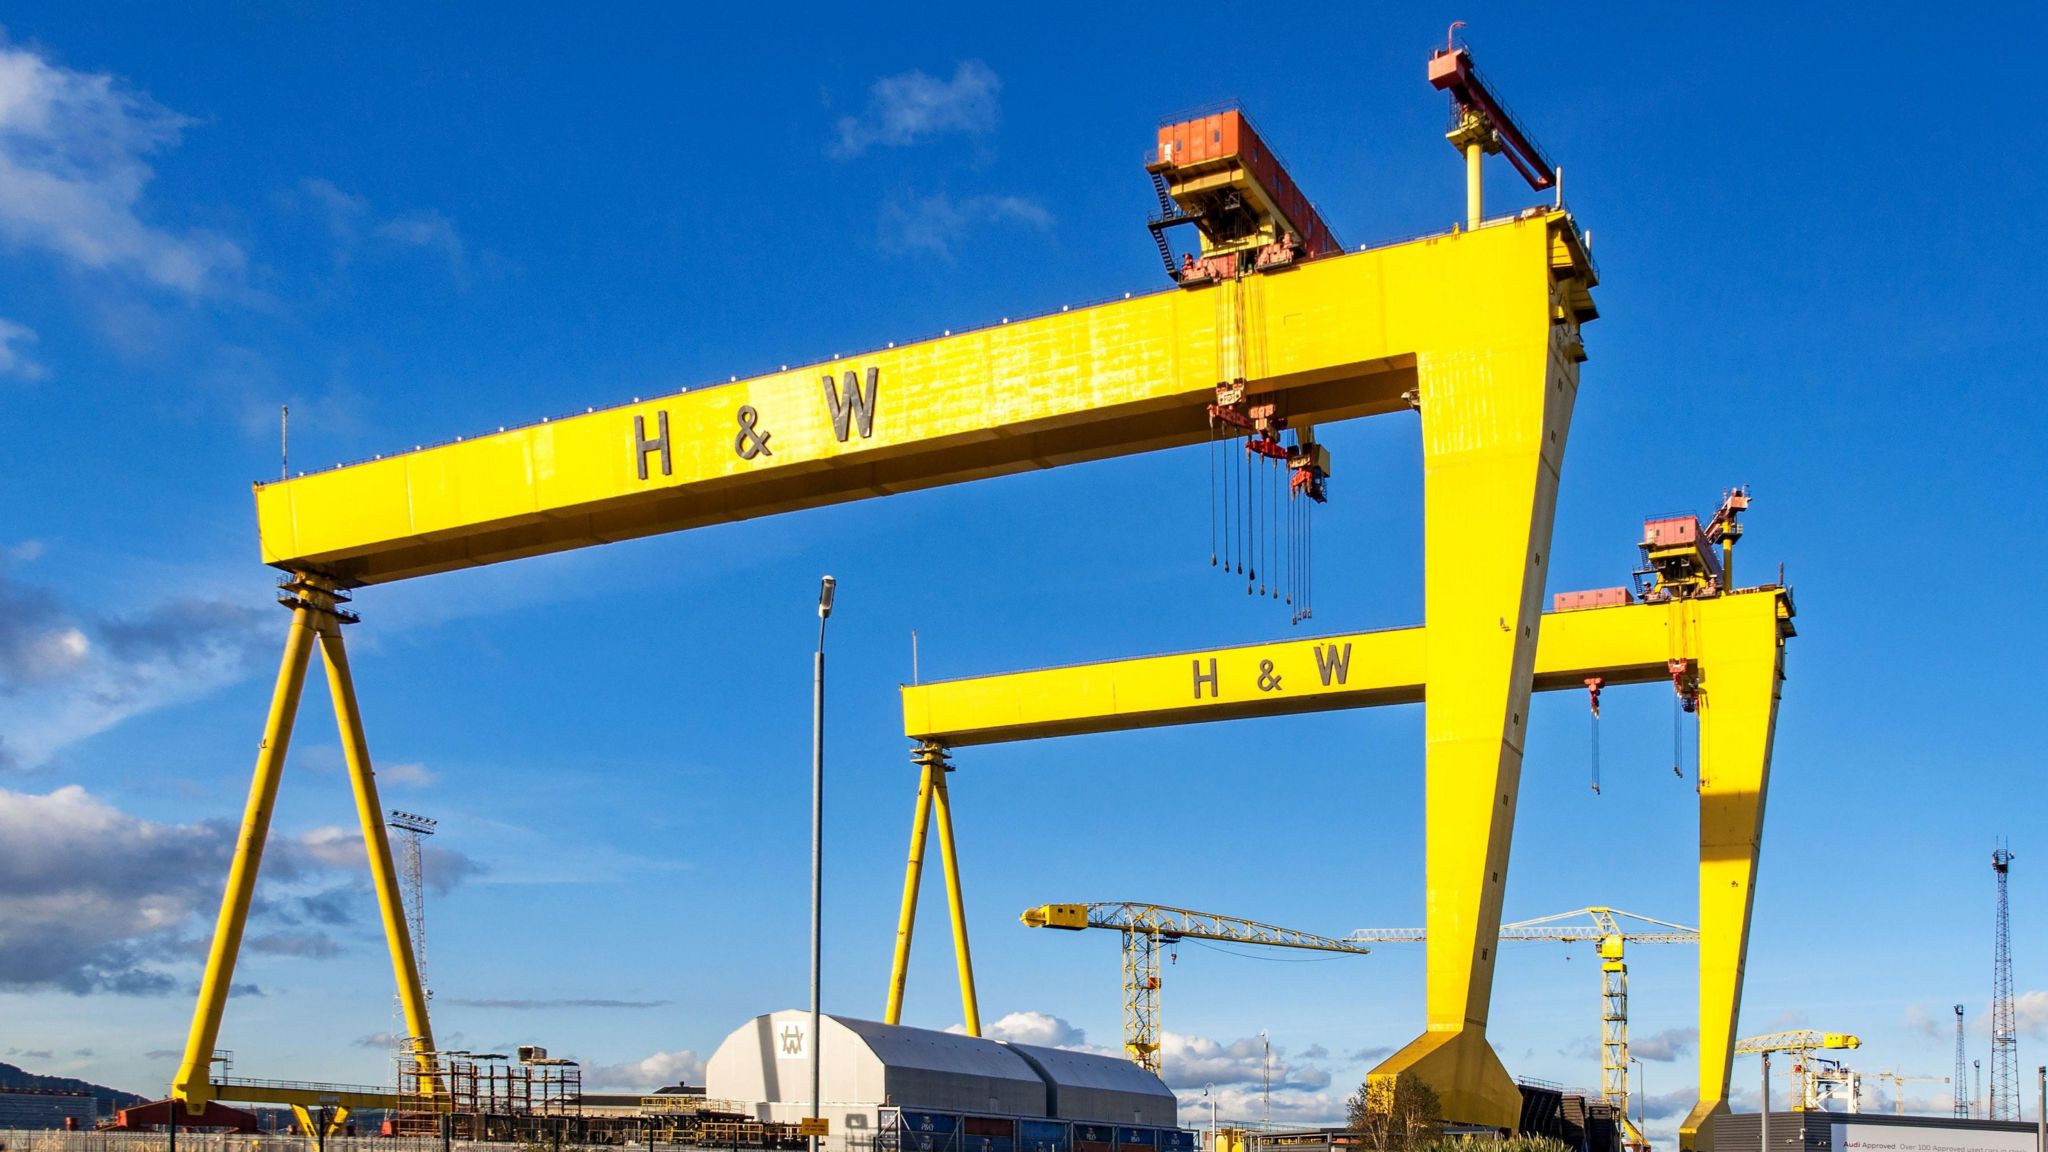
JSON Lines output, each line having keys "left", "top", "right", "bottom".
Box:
{"left": 297, "top": 179, "right": 468, "bottom": 280}
{"left": 833, "top": 61, "right": 1000, "bottom": 158}
{"left": 879, "top": 191, "right": 1049, "bottom": 260}
{"left": 0, "top": 318, "right": 47, "bottom": 379}
{"left": 0, "top": 35, "right": 244, "bottom": 293}
{"left": 444, "top": 997, "right": 670, "bottom": 1010}
{"left": 0, "top": 566, "right": 271, "bottom": 770}
{"left": 380, "top": 762, "right": 439, "bottom": 789}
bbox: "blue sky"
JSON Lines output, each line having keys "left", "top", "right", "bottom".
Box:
{"left": 0, "top": 2, "right": 2043, "bottom": 1144}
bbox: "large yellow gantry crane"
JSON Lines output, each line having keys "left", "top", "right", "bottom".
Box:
{"left": 895, "top": 577, "right": 1789, "bottom": 1149}
{"left": 166, "top": 51, "right": 1634, "bottom": 1145}
{"left": 1349, "top": 907, "right": 1699, "bottom": 1150}
{"left": 1019, "top": 902, "right": 1371, "bottom": 1074}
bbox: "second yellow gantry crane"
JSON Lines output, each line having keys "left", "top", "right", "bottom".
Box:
{"left": 1022, "top": 902, "right": 1370, "bottom": 1075}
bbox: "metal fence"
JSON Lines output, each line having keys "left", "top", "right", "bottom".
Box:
{"left": 0, "top": 1134, "right": 639, "bottom": 1152}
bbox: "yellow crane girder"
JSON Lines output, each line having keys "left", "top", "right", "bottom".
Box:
{"left": 894, "top": 589, "right": 1791, "bottom": 1149}
{"left": 253, "top": 215, "right": 1592, "bottom": 586}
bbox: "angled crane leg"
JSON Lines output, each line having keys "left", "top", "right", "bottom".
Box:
{"left": 173, "top": 600, "right": 320, "bottom": 1112}
{"left": 1370, "top": 334, "right": 1578, "bottom": 1129}
{"left": 930, "top": 764, "right": 981, "bottom": 1036}
{"left": 883, "top": 747, "right": 942, "bottom": 1024}
{"left": 314, "top": 610, "right": 437, "bottom": 1092}
{"left": 1680, "top": 600, "right": 1787, "bottom": 1151}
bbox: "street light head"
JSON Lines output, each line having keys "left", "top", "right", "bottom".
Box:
{"left": 818, "top": 575, "right": 836, "bottom": 619}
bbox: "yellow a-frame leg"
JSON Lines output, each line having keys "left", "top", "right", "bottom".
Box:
{"left": 883, "top": 743, "right": 980, "bottom": 1035}
{"left": 172, "top": 575, "right": 437, "bottom": 1110}
{"left": 315, "top": 609, "right": 438, "bottom": 1090}
{"left": 1368, "top": 329, "right": 1579, "bottom": 1128}
{"left": 1680, "top": 596, "right": 1786, "bottom": 1151}
{"left": 883, "top": 747, "right": 940, "bottom": 1024}
{"left": 173, "top": 597, "right": 319, "bottom": 1112}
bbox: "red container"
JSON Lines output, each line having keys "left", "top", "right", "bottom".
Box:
{"left": 1552, "top": 587, "right": 1634, "bottom": 613}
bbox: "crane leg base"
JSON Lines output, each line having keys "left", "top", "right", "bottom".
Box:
{"left": 1679, "top": 1098, "right": 1728, "bottom": 1152}
{"left": 1367, "top": 1028, "right": 1519, "bottom": 1131}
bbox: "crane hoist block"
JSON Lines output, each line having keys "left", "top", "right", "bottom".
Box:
{"left": 1148, "top": 107, "right": 1341, "bottom": 272}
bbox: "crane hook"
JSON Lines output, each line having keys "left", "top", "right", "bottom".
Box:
{"left": 1447, "top": 21, "right": 1465, "bottom": 54}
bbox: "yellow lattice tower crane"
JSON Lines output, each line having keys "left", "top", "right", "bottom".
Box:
{"left": 1349, "top": 907, "right": 1697, "bottom": 1151}
{"left": 1734, "top": 1032, "right": 1861, "bottom": 1123}
{"left": 1872, "top": 1069, "right": 1950, "bottom": 1115}
{"left": 1021, "top": 903, "right": 1370, "bottom": 1075}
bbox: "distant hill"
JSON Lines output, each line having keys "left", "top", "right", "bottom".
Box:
{"left": 0, "top": 1062, "right": 150, "bottom": 1116}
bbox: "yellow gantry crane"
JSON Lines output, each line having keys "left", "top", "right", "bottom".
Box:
{"left": 1734, "top": 1032, "right": 1862, "bottom": 1113}
{"left": 1021, "top": 903, "right": 1370, "bottom": 1075}
{"left": 1348, "top": 907, "right": 1697, "bottom": 1150}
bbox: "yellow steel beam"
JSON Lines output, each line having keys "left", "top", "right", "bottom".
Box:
{"left": 253, "top": 213, "right": 1593, "bottom": 586}
{"left": 931, "top": 768, "right": 981, "bottom": 1036}
{"left": 173, "top": 603, "right": 319, "bottom": 1112}
{"left": 883, "top": 748, "right": 941, "bottom": 1026}
{"left": 314, "top": 616, "right": 438, "bottom": 1093}
{"left": 899, "top": 595, "right": 1752, "bottom": 745}
{"left": 900, "top": 588, "right": 1792, "bottom": 1136}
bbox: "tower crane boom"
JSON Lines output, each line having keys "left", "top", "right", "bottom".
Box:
{"left": 1021, "top": 903, "right": 1368, "bottom": 1075}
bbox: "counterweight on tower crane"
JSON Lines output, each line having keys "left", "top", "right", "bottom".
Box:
{"left": 1021, "top": 902, "right": 1369, "bottom": 1075}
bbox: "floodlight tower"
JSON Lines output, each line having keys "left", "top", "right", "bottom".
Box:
{"left": 387, "top": 811, "right": 437, "bottom": 1013}
{"left": 1955, "top": 1005, "right": 1970, "bottom": 1117}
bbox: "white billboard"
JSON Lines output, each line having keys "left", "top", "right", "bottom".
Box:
{"left": 1832, "top": 1122, "right": 2039, "bottom": 1152}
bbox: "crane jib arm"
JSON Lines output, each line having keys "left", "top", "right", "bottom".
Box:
{"left": 254, "top": 214, "right": 1594, "bottom": 586}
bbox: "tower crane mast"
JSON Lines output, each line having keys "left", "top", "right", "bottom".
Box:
{"left": 1021, "top": 902, "right": 1369, "bottom": 1075}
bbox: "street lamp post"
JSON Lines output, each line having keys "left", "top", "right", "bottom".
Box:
{"left": 1761, "top": 1051, "right": 1772, "bottom": 1152}
{"left": 1204, "top": 1084, "right": 1218, "bottom": 1151}
{"left": 811, "top": 576, "right": 836, "bottom": 1152}
{"left": 1630, "top": 1056, "right": 1645, "bottom": 1146}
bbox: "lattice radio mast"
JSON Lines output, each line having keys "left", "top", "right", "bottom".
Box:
{"left": 1989, "top": 845, "right": 2019, "bottom": 1120}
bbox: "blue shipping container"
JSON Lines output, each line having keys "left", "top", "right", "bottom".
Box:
{"left": 1021, "top": 1121, "right": 1071, "bottom": 1152}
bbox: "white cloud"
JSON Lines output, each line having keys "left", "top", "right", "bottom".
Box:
{"left": 0, "top": 318, "right": 48, "bottom": 379}
{"left": 585, "top": 1049, "right": 705, "bottom": 1092}
{"left": 375, "top": 209, "right": 464, "bottom": 274}
{"left": 833, "top": 61, "right": 1000, "bottom": 158}
{"left": 982, "top": 1010, "right": 1090, "bottom": 1048}
{"left": 2018, "top": 989, "right": 2048, "bottom": 1039}
{"left": 0, "top": 36, "right": 243, "bottom": 292}
{"left": 879, "top": 192, "right": 1050, "bottom": 260}
{"left": 1158, "top": 1031, "right": 1328, "bottom": 1092}
{"left": 380, "top": 762, "right": 439, "bottom": 788}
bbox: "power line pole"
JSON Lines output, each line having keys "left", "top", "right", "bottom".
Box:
{"left": 1992, "top": 846, "right": 2020, "bottom": 1120}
